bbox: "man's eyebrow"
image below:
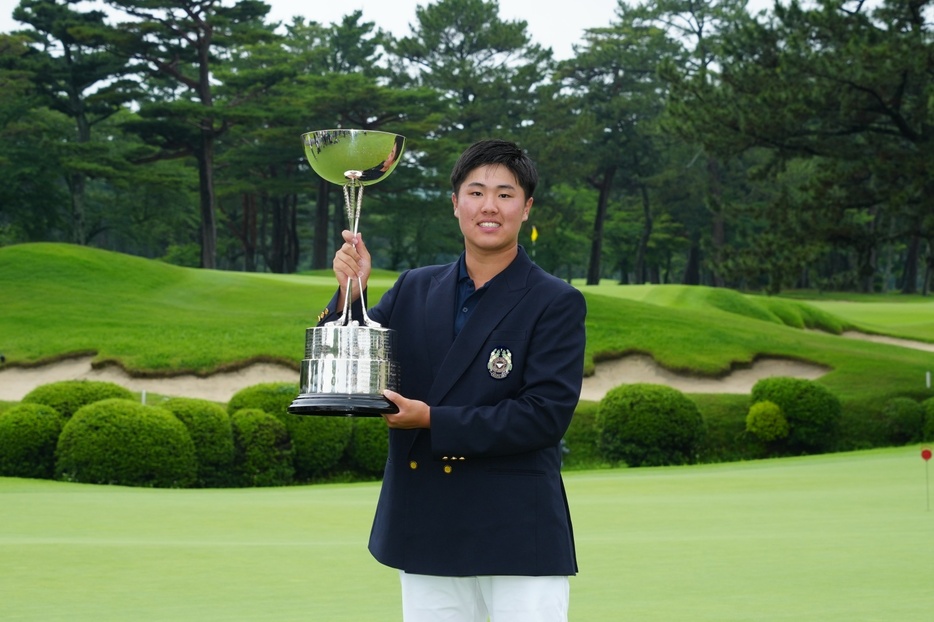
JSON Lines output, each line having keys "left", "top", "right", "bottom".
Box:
{"left": 466, "top": 181, "right": 517, "bottom": 190}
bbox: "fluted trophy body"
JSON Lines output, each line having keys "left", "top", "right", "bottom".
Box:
{"left": 289, "top": 129, "right": 405, "bottom": 417}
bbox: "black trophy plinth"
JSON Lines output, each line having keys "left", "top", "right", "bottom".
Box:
{"left": 288, "top": 393, "right": 399, "bottom": 417}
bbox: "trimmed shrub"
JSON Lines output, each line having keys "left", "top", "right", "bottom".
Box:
{"left": 880, "top": 397, "right": 925, "bottom": 445}
{"left": 563, "top": 400, "right": 602, "bottom": 468}
{"left": 746, "top": 400, "right": 790, "bottom": 443}
{"left": 924, "top": 397, "right": 934, "bottom": 442}
{"left": 0, "top": 403, "right": 65, "bottom": 479}
{"left": 160, "top": 397, "right": 235, "bottom": 487}
{"left": 22, "top": 380, "right": 134, "bottom": 418}
{"left": 750, "top": 377, "right": 841, "bottom": 453}
{"left": 230, "top": 408, "right": 294, "bottom": 487}
{"left": 346, "top": 417, "right": 389, "bottom": 477}
{"left": 228, "top": 382, "right": 299, "bottom": 416}
{"left": 56, "top": 398, "right": 197, "bottom": 487}
{"left": 287, "top": 416, "right": 353, "bottom": 481}
{"left": 596, "top": 383, "right": 705, "bottom": 467}
{"left": 228, "top": 382, "right": 351, "bottom": 481}
{"left": 692, "top": 393, "right": 761, "bottom": 462}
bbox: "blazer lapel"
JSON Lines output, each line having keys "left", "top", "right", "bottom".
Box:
{"left": 423, "top": 262, "right": 458, "bottom": 375}
{"left": 427, "top": 250, "right": 533, "bottom": 405}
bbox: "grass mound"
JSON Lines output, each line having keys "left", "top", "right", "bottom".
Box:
{"left": 2, "top": 243, "right": 932, "bottom": 406}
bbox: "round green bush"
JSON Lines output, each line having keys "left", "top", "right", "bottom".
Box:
{"left": 596, "top": 383, "right": 705, "bottom": 467}
{"left": 228, "top": 382, "right": 299, "bottom": 416}
{"left": 880, "top": 397, "right": 924, "bottom": 445}
{"left": 750, "top": 377, "right": 841, "bottom": 453}
{"left": 746, "top": 400, "right": 790, "bottom": 443}
{"left": 288, "top": 416, "right": 353, "bottom": 481}
{"left": 346, "top": 417, "right": 389, "bottom": 477}
{"left": 228, "top": 382, "right": 351, "bottom": 481}
{"left": 22, "top": 380, "right": 134, "bottom": 418}
{"left": 562, "top": 401, "right": 601, "bottom": 468}
{"left": 924, "top": 397, "right": 934, "bottom": 442}
{"left": 230, "top": 408, "right": 294, "bottom": 487}
{"left": 160, "top": 397, "right": 235, "bottom": 487}
{"left": 56, "top": 398, "right": 197, "bottom": 487}
{"left": 0, "top": 403, "right": 65, "bottom": 479}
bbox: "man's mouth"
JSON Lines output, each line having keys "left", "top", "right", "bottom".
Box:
{"left": 478, "top": 222, "right": 501, "bottom": 229}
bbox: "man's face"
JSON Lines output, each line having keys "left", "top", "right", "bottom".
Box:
{"left": 451, "top": 164, "right": 532, "bottom": 257}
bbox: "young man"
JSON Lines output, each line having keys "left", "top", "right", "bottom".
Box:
{"left": 326, "top": 139, "right": 587, "bottom": 621}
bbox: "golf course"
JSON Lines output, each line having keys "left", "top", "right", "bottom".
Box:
{"left": 2, "top": 448, "right": 932, "bottom": 620}
{"left": 2, "top": 242, "right": 934, "bottom": 620}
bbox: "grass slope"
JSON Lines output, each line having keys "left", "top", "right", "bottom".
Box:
{"left": 2, "top": 447, "right": 931, "bottom": 621}
{"left": 0, "top": 243, "right": 395, "bottom": 374}
{"left": 2, "top": 243, "right": 932, "bottom": 404}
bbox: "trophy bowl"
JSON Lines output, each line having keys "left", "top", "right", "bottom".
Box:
{"left": 289, "top": 129, "right": 405, "bottom": 417}
{"left": 301, "top": 129, "right": 404, "bottom": 186}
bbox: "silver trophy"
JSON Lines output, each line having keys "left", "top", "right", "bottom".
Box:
{"left": 289, "top": 129, "right": 405, "bottom": 417}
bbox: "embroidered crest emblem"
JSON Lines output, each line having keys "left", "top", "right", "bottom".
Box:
{"left": 487, "top": 348, "right": 512, "bottom": 379}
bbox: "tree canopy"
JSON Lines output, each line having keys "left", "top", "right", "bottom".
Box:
{"left": 1, "top": 0, "right": 930, "bottom": 295}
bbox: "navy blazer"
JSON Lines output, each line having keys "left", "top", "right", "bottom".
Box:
{"left": 322, "top": 247, "right": 586, "bottom": 576}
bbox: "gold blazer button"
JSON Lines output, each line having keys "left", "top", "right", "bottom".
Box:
{"left": 409, "top": 461, "right": 418, "bottom": 470}
{"left": 443, "top": 465, "right": 453, "bottom": 474}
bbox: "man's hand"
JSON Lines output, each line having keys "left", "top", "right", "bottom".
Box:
{"left": 382, "top": 390, "right": 431, "bottom": 429}
{"left": 333, "top": 230, "right": 371, "bottom": 309}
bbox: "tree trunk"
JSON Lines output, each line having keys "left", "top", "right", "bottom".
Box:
{"left": 633, "top": 183, "right": 653, "bottom": 284}
{"left": 900, "top": 232, "right": 920, "bottom": 295}
{"left": 243, "top": 194, "right": 257, "bottom": 272}
{"left": 586, "top": 168, "right": 615, "bottom": 285}
{"left": 196, "top": 19, "right": 217, "bottom": 269}
{"left": 682, "top": 236, "right": 701, "bottom": 285}
{"left": 922, "top": 239, "right": 932, "bottom": 296}
{"left": 70, "top": 112, "right": 91, "bottom": 245}
{"left": 197, "top": 131, "right": 217, "bottom": 269}
{"left": 706, "top": 156, "right": 725, "bottom": 288}
{"left": 287, "top": 193, "right": 300, "bottom": 273}
{"left": 69, "top": 173, "right": 87, "bottom": 245}
{"left": 313, "top": 178, "right": 331, "bottom": 269}
{"left": 268, "top": 196, "right": 287, "bottom": 273}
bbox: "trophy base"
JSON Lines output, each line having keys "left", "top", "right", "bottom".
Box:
{"left": 287, "top": 393, "right": 399, "bottom": 417}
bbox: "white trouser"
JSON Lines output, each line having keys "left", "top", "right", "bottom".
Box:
{"left": 399, "top": 571, "right": 570, "bottom": 622}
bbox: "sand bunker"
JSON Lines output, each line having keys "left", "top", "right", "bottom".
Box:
{"left": 0, "top": 357, "right": 298, "bottom": 404}
{"left": 0, "top": 332, "right": 929, "bottom": 404}
{"left": 578, "top": 355, "right": 828, "bottom": 401}
{"left": 0, "top": 354, "right": 825, "bottom": 404}
{"left": 841, "top": 331, "right": 934, "bottom": 353}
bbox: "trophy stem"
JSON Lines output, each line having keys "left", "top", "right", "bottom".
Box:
{"left": 330, "top": 178, "right": 381, "bottom": 328}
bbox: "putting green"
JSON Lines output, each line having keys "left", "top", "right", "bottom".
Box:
{"left": 2, "top": 447, "right": 931, "bottom": 620}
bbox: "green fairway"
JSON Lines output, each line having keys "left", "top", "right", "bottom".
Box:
{"left": 3, "top": 447, "right": 932, "bottom": 621}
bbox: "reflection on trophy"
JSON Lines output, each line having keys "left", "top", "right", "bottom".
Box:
{"left": 288, "top": 129, "right": 406, "bottom": 417}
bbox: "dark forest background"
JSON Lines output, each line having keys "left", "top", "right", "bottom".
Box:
{"left": 1, "top": 0, "right": 931, "bottom": 295}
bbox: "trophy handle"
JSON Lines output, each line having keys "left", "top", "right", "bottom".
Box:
{"left": 327, "top": 274, "right": 383, "bottom": 329}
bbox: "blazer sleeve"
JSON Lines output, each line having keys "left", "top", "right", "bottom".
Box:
{"left": 428, "top": 284, "right": 586, "bottom": 458}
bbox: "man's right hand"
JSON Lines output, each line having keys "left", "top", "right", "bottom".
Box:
{"left": 333, "top": 229, "right": 371, "bottom": 309}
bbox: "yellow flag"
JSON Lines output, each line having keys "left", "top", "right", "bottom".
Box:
{"left": 531, "top": 225, "right": 539, "bottom": 243}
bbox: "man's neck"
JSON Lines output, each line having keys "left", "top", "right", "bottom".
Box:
{"left": 464, "top": 246, "right": 518, "bottom": 289}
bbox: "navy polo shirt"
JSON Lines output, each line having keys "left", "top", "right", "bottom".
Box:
{"left": 454, "top": 254, "right": 489, "bottom": 337}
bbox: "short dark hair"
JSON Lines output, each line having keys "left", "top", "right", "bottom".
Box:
{"left": 450, "top": 139, "right": 538, "bottom": 200}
